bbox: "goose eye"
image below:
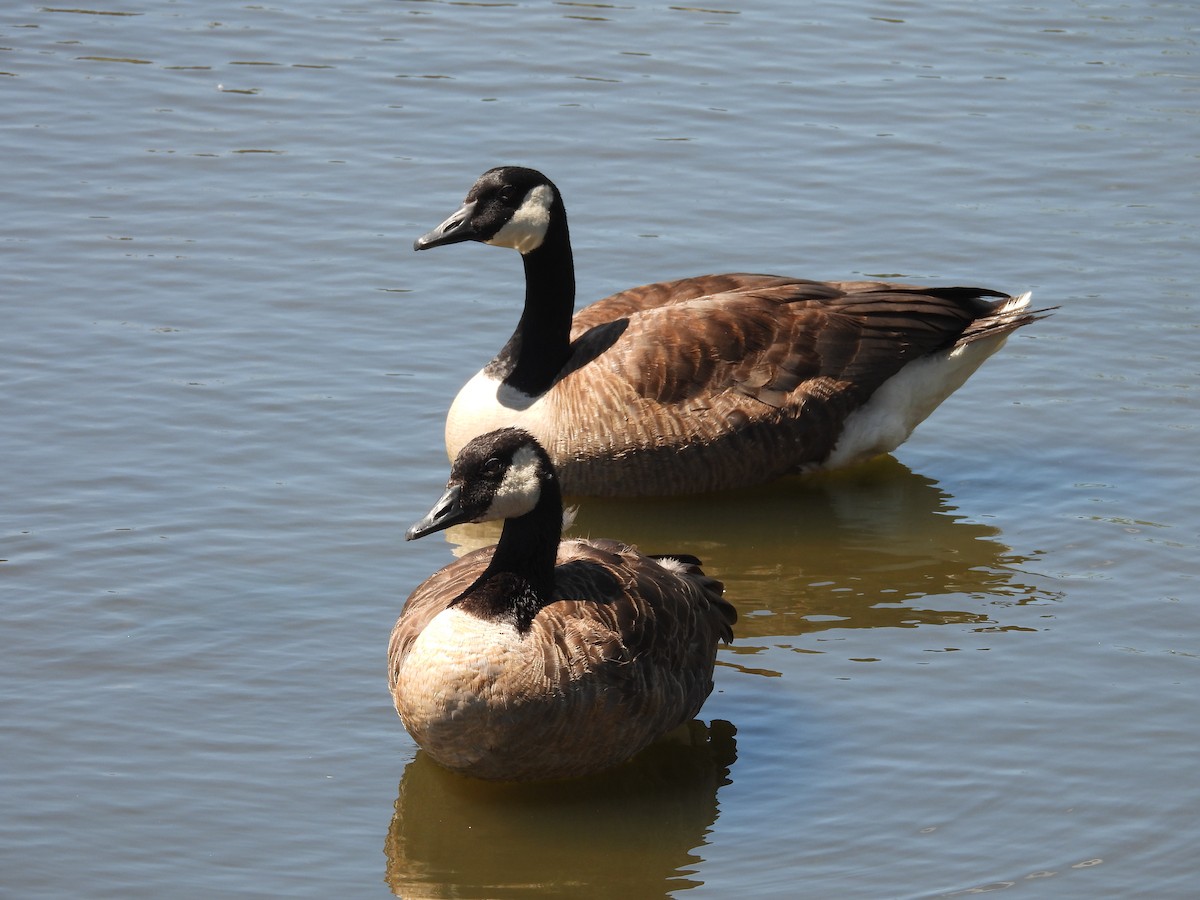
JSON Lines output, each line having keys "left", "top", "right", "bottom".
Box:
{"left": 482, "top": 457, "right": 505, "bottom": 477}
{"left": 499, "top": 187, "right": 520, "bottom": 205}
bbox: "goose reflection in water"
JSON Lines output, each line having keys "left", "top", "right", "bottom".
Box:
{"left": 384, "top": 719, "right": 737, "bottom": 899}
{"left": 439, "top": 456, "right": 1059, "bottom": 645}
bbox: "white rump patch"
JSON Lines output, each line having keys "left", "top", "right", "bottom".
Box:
{"left": 487, "top": 184, "right": 554, "bottom": 254}
{"left": 822, "top": 291, "right": 1034, "bottom": 469}
{"left": 486, "top": 444, "right": 543, "bottom": 520}
{"left": 824, "top": 337, "right": 1012, "bottom": 469}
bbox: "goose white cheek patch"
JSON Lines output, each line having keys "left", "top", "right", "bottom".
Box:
{"left": 487, "top": 184, "right": 554, "bottom": 254}
{"left": 485, "top": 445, "right": 543, "bottom": 520}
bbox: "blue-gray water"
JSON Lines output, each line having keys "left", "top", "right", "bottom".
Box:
{"left": 2, "top": 1, "right": 1197, "bottom": 897}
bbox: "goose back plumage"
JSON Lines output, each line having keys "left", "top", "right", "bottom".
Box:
{"left": 417, "top": 167, "right": 1051, "bottom": 496}
{"left": 389, "top": 428, "right": 735, "bottom": 782}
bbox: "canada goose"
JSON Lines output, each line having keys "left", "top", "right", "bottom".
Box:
{"left": 413, "top": 166, "right": 1050, "bottom": 497}
{"left": 389, "top": 427, "right": 736, "bottom": 782}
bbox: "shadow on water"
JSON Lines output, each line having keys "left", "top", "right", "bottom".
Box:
{"left": 441, "top": 456, "right": 1056, "bottom": 643}
{"left": 383, "top": 719, "right": 737, "bottom": 899}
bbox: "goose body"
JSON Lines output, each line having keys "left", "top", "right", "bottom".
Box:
{"left": 389, "top": 427, "right": 735, "bottom": 782}
{"left": 414, "top": 167, "right": 1048, "bottom": 496}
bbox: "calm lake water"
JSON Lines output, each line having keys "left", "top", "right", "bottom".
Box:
{"left": 3, "top": 1, "right": 1197, "bottom": 897}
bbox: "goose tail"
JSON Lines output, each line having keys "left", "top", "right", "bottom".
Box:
{"left": 954, "top": 291, "right": 1055, "bottom": 352}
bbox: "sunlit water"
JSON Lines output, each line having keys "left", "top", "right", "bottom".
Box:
{"left": 2, "top": 1, "right": 1197, "bottom": 897}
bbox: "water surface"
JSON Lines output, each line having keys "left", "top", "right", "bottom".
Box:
{"left": 2, "top": 1, "right": 1197, "bottom": 897}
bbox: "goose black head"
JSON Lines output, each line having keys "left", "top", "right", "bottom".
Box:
{"left": 413, "top": 166, "right": 562, "bottom": 255}
{"left": 406, "top": 428, "right": 555, "bottom": 541}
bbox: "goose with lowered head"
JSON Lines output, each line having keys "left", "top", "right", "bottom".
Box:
{"left": 414, "top": 166, "right": 1049, "bottom": 497}
{"left": 389, "top": 427, "right": 736, "bottom": 782}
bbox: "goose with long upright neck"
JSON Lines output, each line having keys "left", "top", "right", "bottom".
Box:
{"left": 414, "top": 166, "right": 1050, "bottom": 497}
{"left": 389, "top": 427, "right": 735, "bottom": 782}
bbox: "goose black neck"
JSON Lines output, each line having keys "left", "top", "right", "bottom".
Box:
{"left": 483, "top": 475, "right": 564, "bottom": 614}
{"left": 488, "top": 219, "right": 576, "bottom": 396}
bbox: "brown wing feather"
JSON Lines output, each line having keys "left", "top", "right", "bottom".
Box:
{"left": 529, "top": 538, "right": 732, "bottom": 758}
{"left": 573, "top": 279, "right": 1001, "bottom": 407}
{"left": 570, "top": 272, "right": 805, "bottom": 333}
{"left": 540, "top": 276, "right": 1042, "bottom": 493}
